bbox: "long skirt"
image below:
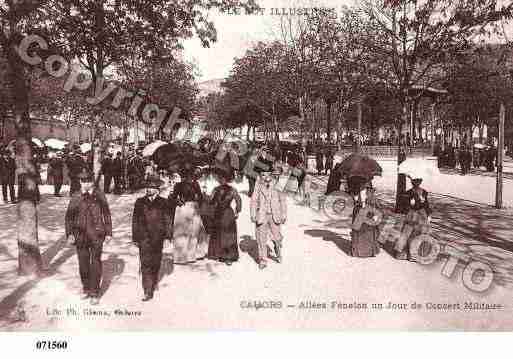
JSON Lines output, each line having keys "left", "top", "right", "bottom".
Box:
{"left": 394, "top": 209, "right": 431, "bottom": 257}
{"left": 351, "top": 223, "right": 380, "bottom": 258}
{"left": 208, "top": 207, "right": 239, "bottom": 262}
{"left": 172, "top": 201, "right": 209, "bottom": 264}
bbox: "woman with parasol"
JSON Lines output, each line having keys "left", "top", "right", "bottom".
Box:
{"left": 348, "top": 176, "right": 381, "bottom": 258}
{"left": 340, "top": 153, "right": 383, "bottom": 258}
{"left": 207, "top": 165, "right": 242, "bottom": 265}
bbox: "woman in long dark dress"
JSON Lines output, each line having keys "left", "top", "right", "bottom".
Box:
{"left": 207, "top": 169, "right": 242, "bottom": 265}
{"left": 348, "top": 176, "right": 381, "bottom": 258}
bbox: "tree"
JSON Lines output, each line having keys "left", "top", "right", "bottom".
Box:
{"left": 0, "top": 0, "right": 258, "bottom": 276}
{"left": 363, "top": 0, "right": 513, "bottom": 208}
{"left": 221, "top": 41, "right": 300, "bottom": 142}
{"left": 303, "top": 7, "right": 385, "bottom": 144}
{"left": 0, "top": 0, "right": 52, "bottom": 275}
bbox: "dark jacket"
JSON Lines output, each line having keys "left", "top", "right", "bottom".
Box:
{"left": 65, "top": 188, "right": 112, "bottom": 241}
{"left": 315, "top": 151, "right": 324, "bottom": 171}
{"left": 0, "top": 156, "right": 16, "bottom": 183}
{"left": 132, "top": 196, "right": 172, "bottom": 245}
{"left": 405, "top": 187, "right": 431, "bottom": 216}
{"left": 169, "top": 180, "right": 202, "bottom": 205}
{"left": 48, "top": 157, "right": 64, "bottom": 179}
{"left": 112, "top": 157, "right": 123, "bottom": 176}
{"left": 101, "top": 157, "right": 113, "bottom": 176}
{"left": 325, "top": 149, "right": 334, "bottom": 167}
{"left": 67, "top": 155, "right": 87, "bottom": 178}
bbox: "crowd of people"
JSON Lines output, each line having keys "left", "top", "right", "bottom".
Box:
{"left": 1, "top": 138, "right": 439, "bottom": 306}
{"left": 64, "top": 146, "right": 290, "bottom": 303}
{"left": 436, "top": 144, "right": 497, "bottom": 174}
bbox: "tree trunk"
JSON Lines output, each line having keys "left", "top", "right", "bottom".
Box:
{"left": 356, "top": 101, "right": 362, "bottom": 152}
{"left": 5, "top": 36, "right": 42, "bottom": 275}
{"left": 395, "top": 100, "right": 408, "bottom": 211}
{"left": 326, "top": 100, "right": 332, "bottom": 142}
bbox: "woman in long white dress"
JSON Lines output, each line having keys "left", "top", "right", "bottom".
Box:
{"left": 168, "top": 168, "right": 209, "bottom": 264}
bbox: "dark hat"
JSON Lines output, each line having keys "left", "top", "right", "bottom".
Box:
{"left": 145, "top": 174, "right": 164, "bottom": 188}
{"left": 255, "top": 156, "right": 274, "bottom": 174}
{"left": 213, "top": 165, "right": 234, "bottom": 182}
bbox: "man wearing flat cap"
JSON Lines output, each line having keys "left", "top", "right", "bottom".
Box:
{"left": 250, "top": 164, "right": 287, "bottom": 270}
{"left": 132, "top": 174, "right": 173, "bottom": 301}
{"left": 65, "top": 169, "right": 112, "bottom": 305}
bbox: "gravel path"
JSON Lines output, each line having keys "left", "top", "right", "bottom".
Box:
{"left": 0, "top": 167, "right": 512, "bottom": 330}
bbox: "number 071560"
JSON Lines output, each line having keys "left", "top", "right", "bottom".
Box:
{"left": 35, "top": 340, "right": 68, "bottom": 350}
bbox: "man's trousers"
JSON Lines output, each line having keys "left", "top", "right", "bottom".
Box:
{"left": 76, "top": 239, "right": 104, "bottom": 297}
{"left": 139, "top": 241, "right": 164, "bottom": 296}
{"left": 255, "top": 214, "right": 283, "bottom": 263}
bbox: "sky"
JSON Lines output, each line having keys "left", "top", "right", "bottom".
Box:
{"left": 181, "top": 0, "right": 354, "bottom": 82}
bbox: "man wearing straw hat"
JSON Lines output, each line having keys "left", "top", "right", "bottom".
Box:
{"left": 65, "top": 169, "right": 112, "bottom": 305}
{"left": 250, "top": 161, "right": 287, "bottom": 270}
{"left": 132, "top": 174, "right": 173, "bottom": 301}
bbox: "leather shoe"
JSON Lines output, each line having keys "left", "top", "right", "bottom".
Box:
{"left": 142, "top": 293, "right": 153, "bottom": 302}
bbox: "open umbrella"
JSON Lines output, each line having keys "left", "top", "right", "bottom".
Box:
{"left": 398, "top": 158, "right": 440, "bottom": 180}
{"left": 338, "top": 153, "right": 382, "bottom": 179}
{"left": 142, "top": 140, "right": 168, "bottom": 157}
{"left": 80, "top": 142, "right": 92, "bottom": 153}
{"left": 32, "top": 137, "right": 44, "bottom": 147}
{"left": 45, "top": 138, "right": 68, "bottom": 150}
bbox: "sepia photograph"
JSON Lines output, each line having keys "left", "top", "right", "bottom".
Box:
{"left": 1, "top": 0, "right": 513, "bottom": 339}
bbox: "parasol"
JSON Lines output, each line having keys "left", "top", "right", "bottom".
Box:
{"left": 142, "top": 140, "right": 168, "bottom": 157}
{"left": 338, "top": 153, "right": 382, "bottom": 179}
{"left": 398, "top": 158, "right": 440, "bottom": 180}
{"left": 45, "top": 138, "right": 68, "bottom": 150}
{"left": 80, "top": 143, "right": 92, "bottom": 153}
{"left": 32, "top": 138, "right": 44, "bottom": 147}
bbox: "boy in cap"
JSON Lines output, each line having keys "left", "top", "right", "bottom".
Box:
{"left": 65, "top": 169, "right": 112, "bottom": 305}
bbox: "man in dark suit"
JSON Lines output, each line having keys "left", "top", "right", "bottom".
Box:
{"left": 66, "top": 152, "right": 87, "bottom": 196}
{"left": 65, "top": 169, "right": 112, "bottom": 305}
{"left": 324, "top": 145, "right": 334, "bottom": 175}
{"left": 48, "top": 152, "right": 64, "bottom": 196}
{"left": 132, "top": 175, "right": 172, "bottom": 301}
{"left": 0, "top": 150, "right": 16, "bottom": 203}
{"left": 112, "top": 152, "right": 123, "bottom": 194}
{"left": 101, "top": 152, "right": 113, "bottom": 194}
